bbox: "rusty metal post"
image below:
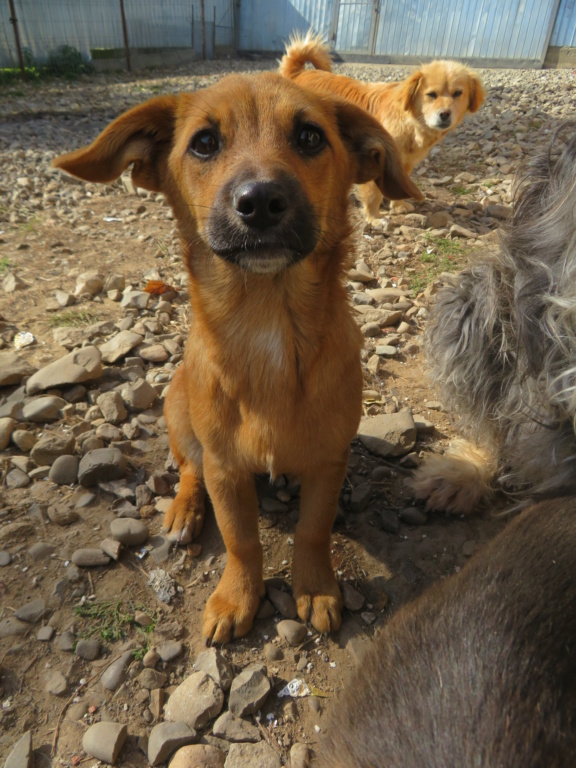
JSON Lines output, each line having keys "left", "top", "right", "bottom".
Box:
{"left": 119, "top": 0, "right": 131, "bottom": 72}
{"left": 8, "top": 0, "right": 26, "bottom": 81}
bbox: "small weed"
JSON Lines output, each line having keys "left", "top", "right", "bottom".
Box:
{"left": 451, "top": 185, "right": 473, "bottom": 196}
{"left": 0, "top": 45, "right": 93, "bottom": 84}
{"left": 49, "top": 310, "right": 100, "bottom": 328}
{"left": 482, "top": 180, "right": 498, "bottom": 188}
{"left": 75, "top": 600, "right": 159, "bottom": 642}
{"left": 0, "top": 257, "right": 11, "bottom": 274}
{"left": 410, "top": 236, "right": 465, "bottom": 293}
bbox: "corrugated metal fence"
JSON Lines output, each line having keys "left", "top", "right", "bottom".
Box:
{"left": 1, "top": 0, "right": 575, "bottom": 70}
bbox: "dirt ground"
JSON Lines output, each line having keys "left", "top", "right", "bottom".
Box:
{"left": 1, "top": 57, "right": 574, "bottom": 766}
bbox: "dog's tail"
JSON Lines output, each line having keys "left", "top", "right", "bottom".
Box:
{"left": 279, "top": 29, "right": 332, "bottom": 78}
{"left": 411, "top": 440, "right": 497, "bottom": 514}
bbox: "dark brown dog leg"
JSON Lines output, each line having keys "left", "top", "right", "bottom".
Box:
{"left": 163, "top": 365, "right": 206, "bottom": 543}
{"left": 202, "top": 454, "right": 264, "bottom": 644}
{"left": 292, "top": 453, "right": 347, "bottom": 633}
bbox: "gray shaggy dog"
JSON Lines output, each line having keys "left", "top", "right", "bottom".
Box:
{"left": 412, "top": 122, "right": 576, "bottom": 514}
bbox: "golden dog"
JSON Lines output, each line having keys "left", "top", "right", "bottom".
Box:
{"left": 280, "top": 32, "right": 485, "bottom": 223}
{"left": 53, "top": 73, "right": 420, "bottom": 643}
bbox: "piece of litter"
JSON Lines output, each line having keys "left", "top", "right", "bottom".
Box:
{"left": 104, "top": 217, "right": 122, "bottom": 222}
{"left": 278, "top": 678, "right": 311, "bottom": 698}
{"left": 147, "top": 568, "right": 177, "bottom": 603}
{"left": 14, "top": 331, "right": 35, "bottom": 349}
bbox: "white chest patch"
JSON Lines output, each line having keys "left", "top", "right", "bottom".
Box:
{"left": 253, "top": 325, "right": 286, "bottom": 371}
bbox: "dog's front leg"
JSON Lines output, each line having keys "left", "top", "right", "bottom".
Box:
{"left": 202, "top": 454, "right": 264, "bottom": 644}
{"left": 292, "top": 454, "right": 347, "bottom": 634}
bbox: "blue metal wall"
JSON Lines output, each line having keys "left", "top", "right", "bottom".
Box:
{"left": 370, "top": 0, "right": 560, "bottom": 63}
{"left": 550, "top": 0, "right": 576, "bottom": 45}
{"left": 238, "top": 0, "right": 334, "bottom": 51}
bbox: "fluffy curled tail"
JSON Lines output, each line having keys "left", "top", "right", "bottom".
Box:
{"left": 411, "top": 440, "right": 497, "bottom": 515}
{"left": 279, "top": 30, "right": 332, "bottom": 78}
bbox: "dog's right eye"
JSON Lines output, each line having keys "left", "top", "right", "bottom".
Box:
{"left": 189, "top": 129, "right": 220, "bottom": 158}
{"left": 426, "top": 91, "right": 438, "bottom": 99}
{"left": 296, "top": 123, "right": 326, "bottom": 156}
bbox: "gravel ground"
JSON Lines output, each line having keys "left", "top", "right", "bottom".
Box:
{"left": 1, "top": 58, "right": 575, "bottom": 767}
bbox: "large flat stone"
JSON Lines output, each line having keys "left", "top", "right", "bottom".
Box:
{"left": 26, "top": 346, "right": 102, "bottom": 395}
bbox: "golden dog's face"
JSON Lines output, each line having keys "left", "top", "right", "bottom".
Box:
{"left": 403, "top": 60, "right": 485, "bottom": 131}
{"left": 53, "top": 73, "right": 421, "bottom": 275}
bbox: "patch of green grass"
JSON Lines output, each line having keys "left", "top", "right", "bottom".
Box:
{"left": 49, "top": 310, "right": 100, "bottom": 328}
{"left": 451, "top": 185, "right": 474, "bottom": 196}
{"left": 482, "top": 180, "right": 498, "bottom": 189}
{"left": 0, "top": 257, "right": 11, "bottom": 274}
{"left": 410, "top": 236, "right": 465, "bottom": 293}
{"left": 75, "top": 600, "right": 158, "bottom": 642}
{"left": 0, "top": 45, "right": 93, "bottom": 85}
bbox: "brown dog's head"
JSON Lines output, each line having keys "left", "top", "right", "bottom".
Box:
{"left": 53, "top": 73, "right": 420, "bottom": 275}
{"left": 402, "top": 60, "right": 485, "bottom": 132}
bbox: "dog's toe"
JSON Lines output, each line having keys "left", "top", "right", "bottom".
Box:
{"left": 162, "top": 500, "right": 204, "bottom": 545}
{"left": 202, "top": 581, "right": 263, "bottom": 645}
{"left": 297, "top": 592, "right": 342, "bottom": 634}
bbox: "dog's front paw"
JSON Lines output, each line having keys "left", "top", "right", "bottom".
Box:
{"left": 294, "top": 577, "right": 343, "bottom": 634}
{"left": 162, "top": 496, "right": 204, "bottom": 544}
{"left": 203, "top": 576, "right": 264, "bottom": 645}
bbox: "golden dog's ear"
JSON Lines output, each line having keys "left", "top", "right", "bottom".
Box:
{"left": 401, "top": 71, "right": 424, "bottom": 112}
{"left": 52, "top": 96, "right": 178, "bottom": 192}
{"left": 467, "top": 75, "right": 486, "bottom": 113}
{"left": 335, "top": 101, "right": 424, "bottom": 201}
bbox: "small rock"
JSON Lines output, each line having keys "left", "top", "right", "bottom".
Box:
{"left": 121, "top": 290, "right": 149, "bottom": 309}
{"left": 75, "top": 639, "right": 101, "bottom": 660}
{"left": 14, "top": 598, "right": 47, "bottom": 623}
{"left": 30, "top": 432, "right": 76, "bottom": 466}
{"left": 170, "top": 745, "right": 225, "bottom": 768}
{"left": 110, "top": 518, "right": 149, "bottom": 546}
{"left": 11, "top": 430, "right": 37, "bottom": 452}
{"left": 101, "top": 650, "right": 133, "bottom": 691}
{"left": 48, "top": 455, "right": 79, "bottom": 485}
{"left": 193, "top": 648, "right": 234, "bottom": 691}
{"left": 148, "top": 721, "right": 197, "bottom": 766}
{"left": 290, "top": 743, "right": 310, "bottom": 768}
{"left": 5, "top": 468, "right": 30, "bottom": 488}
{"left": 0, "top": 351, "right": 36, "bottom": 387}
{"left": 264, "top": 642, "right": 284, "bottom": 661}
{"left": 71, "top": 548, "right": 110, "bottom": 567}
{"left": 164, "top": 671, "right": 225, "bottom": 730}
{"left": 143, "top": 648, "right": 160, "bottom": 668}
{"left": 75, "top": 272, "right": 103, "bottom": 296}
{"left": 37, "top": 625, "right": 55, "bottom": 641}
{"left": 399, "top": 506, "right": 428, "bottom": 525}
{"left": 26, "top": 346, "right": 102, "bottom": 395}
{"left": 277, "top": 619, "right": 307, "bottom": 646}
{"left": 225, "top": 742, "right": 280, "bottom": 768}
{"left": 47, "top": 504, "right": 80, "bottom": 526}
{"left": 99, "top": 330, "right": 144, "bottom": 363}
{"left": 0, "top": 617, "right": 28, "bottom": 637}
{"left": 228, "top": 665, "right": 271, "bottom": 716}
{"left": 78, "top": 447, "right": 126, "bottom": 487}
{"left": 22, "top": 396, "right": 67, "bottom": 423}
{"left": 4, "top": 731, "right": 33, "bottom": 768}
{"left": 2, "top": 271, "right": 26, "bottom": 292}
{"left": 140, "top": 344, "right": 169, "bottom": 363}
{"left": 350, "top": 483, "right": 372, "bottom": 513}
{"left": 341, "top": 582, "right": 365, "bottom": 611}
{"left": 0, "top": 551, "right": 12, "bottom": 566}
{"left": 46, "top": 670, "right": 68, "bottom": 696}
{"left": 97, "top": 391, "right": 128, "bottom": 424}
{"left": 358, "top": 410, "right": 417, "bottom": 458}
{"left": 379, "top": 509, "right": 400, "bottom": 534}
{"left": 0, "top": 417, "right": 16, "bottom": 450}
{"left": 121, "top": 378, "right": 157, "bottom": 410}
{"left": 83, "top": 721, "right": 127, "bottom": 765}
{"left": 267, "top": 586, "right": 297, "bottom": 619}
{"left": 100, "top": 537, "right": 122, "bottom": 560}
{"left": 139, "top": 668, "right": 168, "bottom": 690}
{"left": 450, "top": 223, "right": 475, "bottom": 239}
{"left": 158, "top": 640, "right": 183, "bottom": 662}
{"left": 213, "top": 710, "right": 261, "bottom": 743}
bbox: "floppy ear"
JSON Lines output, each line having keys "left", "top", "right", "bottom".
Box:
{"left": 402, "top": 70, "right": 424, "bottom": 112}
{"left": 467, "top": 74, "right": 485, "bottom": 113}
{"left": 52, "top": 96, "right": 178, "bottom": 192}
{"left": 335, "top": 101, "right": 424, "bottom": 201}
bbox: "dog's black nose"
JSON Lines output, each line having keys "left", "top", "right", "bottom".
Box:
{"left": 439, "top": 110, "right": 451, "bottom": 122}
{"left": 233, "top": 181, "right": 288, "bottom": 230}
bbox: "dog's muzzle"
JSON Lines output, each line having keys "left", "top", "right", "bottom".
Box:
{"left": 435, "top": 110, "right": 452, "bottom": 130}
{"left": 206, "top": 173, "right": 318, "bottom": 273}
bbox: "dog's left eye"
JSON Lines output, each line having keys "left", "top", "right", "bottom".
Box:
{"left": 296, "top": 124, "right": 326, "bottom": 155}
{"left": 189, "top": 129, "right": 220, "bottom": 158}
{"left": 426, "top": 91, "right": 438, "bottom": 99}
{"left": 453, "top": 89, "right": 463, "bottom": 97}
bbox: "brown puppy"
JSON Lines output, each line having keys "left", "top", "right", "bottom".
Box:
{"left": 53, "top": 73, "right": 420, "bottom": 644}
{"left": 319, "top": 496, "right": 576, "bottom": 767}
{"left": 280, "top": 32, "right": 485, "bottom": 224}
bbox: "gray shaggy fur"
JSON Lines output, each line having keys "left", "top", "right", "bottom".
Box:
{"left": 426, "top": 123, "right": 576, "bottom": 497}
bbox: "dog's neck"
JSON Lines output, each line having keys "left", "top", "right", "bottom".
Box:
{"left": 181, "top": 237, "right": 357, "bottom": 388}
